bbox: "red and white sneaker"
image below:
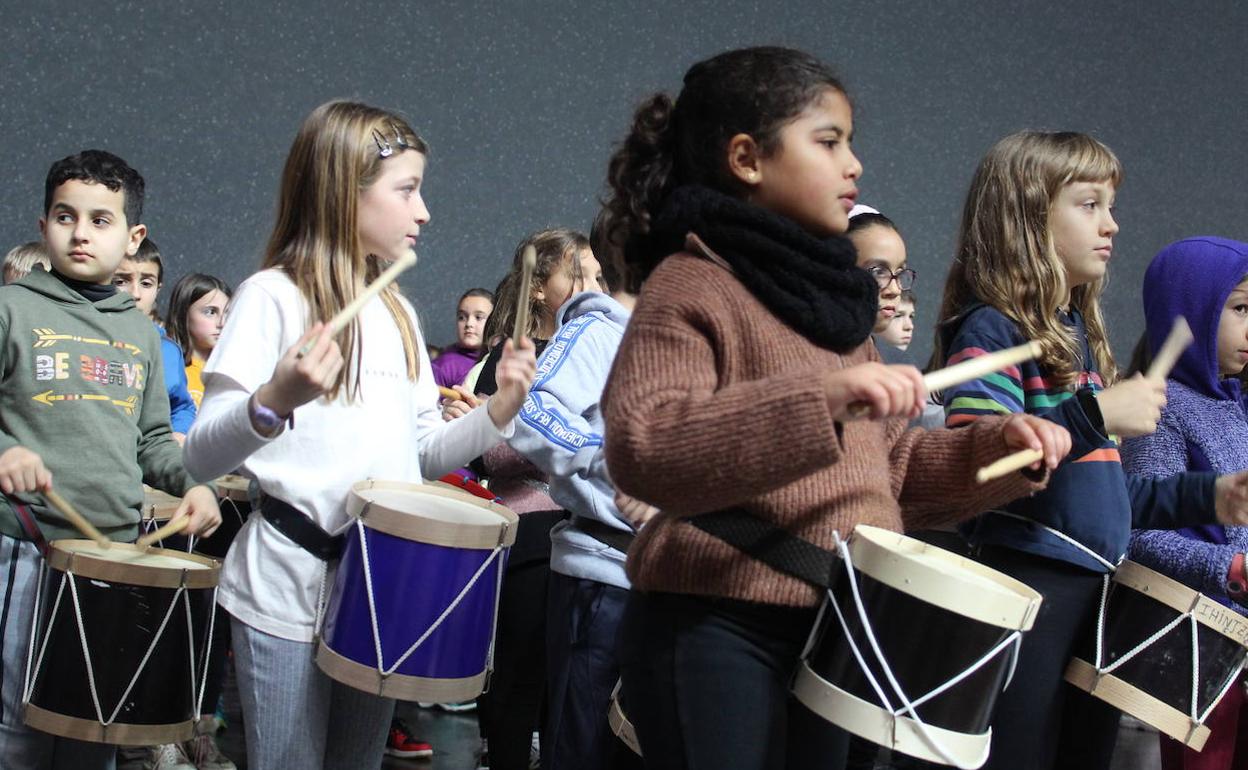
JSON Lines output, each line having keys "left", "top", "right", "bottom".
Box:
{"left": 385, "top": 718, "right": 433, "bottom": 758}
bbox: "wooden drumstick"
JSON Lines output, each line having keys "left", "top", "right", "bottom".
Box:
{"left": 136, "top": 515, "right": 190, "bottom": 548}
{"left": 438, "top": 386, "right": 461, "bottom": 401}
{"left": 298, "top": 249, "right": 418, "bottom": 356}
{"left": 512, "top": 245, "right": 537, "bottom": 342}
{"left": 43, "top": 488, "right": 109, "bottom": 548}
{"left": 976, "top": 448, "right": 1045, "bottom": 484}
{"left": 1146, "top": 317, "right": 1194, "bottom": 382}
{"left": 849, "top": 341, "right": 1044, "bottom": 418}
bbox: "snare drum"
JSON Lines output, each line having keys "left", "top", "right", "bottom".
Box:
{"left": 1065, "top": 560, "right": 1248, "bottom": 750}
{"left": 316, "top": 480, "right": 518, "bottom": 702}
{"left": 23, "top": 541, "right": 220, "bottom": 744}
{"left": 141, "top": 485, "right": 181, "bottom": 529}
{"left": 793, "top": 526, "right": 1042, "bottom": 769}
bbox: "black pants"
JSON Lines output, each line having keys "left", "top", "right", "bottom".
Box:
{"left": 543, "top": 573, "right": 641, "bottom": 770}
{"left": 477, "top": 512, "right": 560, "bottom": 770}
{"left": 618, "top": 591, "right": 849, "bottom": 770}
{"left": 971, "top": 546, "right": 1122, "bottom": 770}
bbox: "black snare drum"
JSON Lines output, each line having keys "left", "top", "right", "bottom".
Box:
{"left": 23, "top": 540, "right": 220, "bottom": 744}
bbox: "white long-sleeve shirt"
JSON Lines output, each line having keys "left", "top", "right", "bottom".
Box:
{"left": 184, "top": 269, "right": 510, "bottom": 641}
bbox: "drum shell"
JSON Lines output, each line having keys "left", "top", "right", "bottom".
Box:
{"left": 320, "top": 519, "right": 506, "bottom": 682}
{"left": 24, "top": 548, "right": 217, "bottom": 744}
{"left": 807, "top": 568, "right": 1016, "bottom": 735}
{"left": 1070, "top": 575, "right": 1248, "bottom": 723}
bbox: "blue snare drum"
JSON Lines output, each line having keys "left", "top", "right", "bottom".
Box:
{"left": 316, "top": 480, "right": 518, "bottom": 701}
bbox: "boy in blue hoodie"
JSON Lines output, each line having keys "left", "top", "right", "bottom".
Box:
{"left": 507, "top": 215, "right": 647, "bottom": 770}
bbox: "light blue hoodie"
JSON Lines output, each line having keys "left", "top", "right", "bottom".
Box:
{"left": 507, "top": 291, "right": 632, "bottom": 589}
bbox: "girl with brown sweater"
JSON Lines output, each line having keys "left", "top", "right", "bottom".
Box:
{"left": 598, "top": 46, "right": 1072, "bottom": 770}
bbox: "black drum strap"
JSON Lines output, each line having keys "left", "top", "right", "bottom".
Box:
{"left": 259, "top": 496, "right": 343, "bottom": 562}
{"left": 690, "top": 509, "right": 838, "bottom": 588}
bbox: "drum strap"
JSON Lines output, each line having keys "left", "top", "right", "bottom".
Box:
{"left": 259, "top": 495, "right": 343, "bottom": 561}
{"left": 689, "top": 509, "right": 837, "bottom": 588}
{"left": 6, "top": 495, "right": 48, "bottom": 558}
{"left": 572, "top": 516, "right": 635, "bottom": 555}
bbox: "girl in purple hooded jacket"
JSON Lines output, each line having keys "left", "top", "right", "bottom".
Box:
{"left": 1122, "top": 236, "right": 1248, "bottom": 770}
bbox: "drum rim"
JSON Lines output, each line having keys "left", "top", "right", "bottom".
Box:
{"left": 347, "top": 480, "right": 519, "bottom": 549}
{"left": 791, "top": 659, "right": 992, "bottom": 766}
{"left": 608, "top": 688, "right": 643, "bottom": 756}
{"left": 141, "top": 485, "right": 181, "bottom": 522}
{"left": 850, "top": 526, "right": 1042, "bottom": 631}
{"left": 315, "top": 640, "right": 488, "bottom": 701}
{"left": 1115, "top": 561, "right": 1248, "bottom": 647}
{"left": 1065, "top": 657, "right": 1212, "bottom": 750}
{"left": 23, "top": 702, "right": 195, "bottom": 745}
{"left": 214, "top": 474, "right": 251, "bottom": 502}
{"left": 46, "top": 540, "right": 221, "bottom": 588}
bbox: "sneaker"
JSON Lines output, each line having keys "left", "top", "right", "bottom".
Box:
{"left": 144, "top": 743, "right": 197, "bottom": 770}
{"left": 386, "top": 717, "right": 433, "bottom": 758}
{"left": 529, "top": 731, "right": 540, "bottom": 769}
{"left": 183, "top": 730, "right": 237, "bottom": 770}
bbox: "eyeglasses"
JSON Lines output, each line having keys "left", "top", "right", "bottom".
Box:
{"left": 866, "top": 265, "right": 917, "bottom": 290}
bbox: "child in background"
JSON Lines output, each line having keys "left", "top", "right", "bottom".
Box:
{"left": 936, "top": 131, "right": 1248, "bottom": 770}
{"left": 166, "top": 273, "right": 232, "bottom": 407}
{"left": 0, "top": 149, "right": 221, "bottom": 769}
{"left": 1122, "top": 236, "right": 1248, "bottom": 770}
{"left": 504, "top": 211, "right": 644, "bottom": 770}
{"left": 599, "top": 46, "right": 1070, "bottom": 770}
{"left": 880, "top": 290, "right": 916, "bottom": 351}
{"left": 3, "top": 241, "right": 50, "bottom": 284}
{"left": 182, "top": 100, "right": 536, "bottom": 770}
{"left": 113, "top": 238, "right": 197, "bottom": 441}
{"left": 432, "top": 288, "right": 493, "bottom": 388}
{"left": 847, "top": 211, "right": 915, "bottom": 366}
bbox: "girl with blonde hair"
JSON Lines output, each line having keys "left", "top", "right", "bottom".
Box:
{"left": 183, "top": 100, "right": 537, "bottom": 770}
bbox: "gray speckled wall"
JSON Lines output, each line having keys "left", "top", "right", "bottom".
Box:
{"left": 2, "top": 1, "right": 1245, "bottom": 362}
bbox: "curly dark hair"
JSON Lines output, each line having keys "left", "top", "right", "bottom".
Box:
{"left": 44, "top": 149, "right": 145, "bottom": 225}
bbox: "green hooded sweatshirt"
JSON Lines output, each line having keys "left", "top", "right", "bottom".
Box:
{"left": 0, "top": 267, "right": 199, "bottom": 542}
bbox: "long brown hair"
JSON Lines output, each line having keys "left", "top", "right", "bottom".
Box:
{"left": 263, "top": 100, "right": 428, "bottom": 400}
{"left": 484, "top": 228, "right": 590, "bottom": 345}
{"left": 933, "top": 131, "right": 1123, "bottom": 387}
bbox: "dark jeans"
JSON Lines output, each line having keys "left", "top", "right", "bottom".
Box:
{"left": 972, "top": 546, "right": 1122, "bottom": 770}
{"left": 543, "top": 573, "right": 641, "bottom": 770}
{"left": 618, "top": 591, "right": 849, "bottom": 770}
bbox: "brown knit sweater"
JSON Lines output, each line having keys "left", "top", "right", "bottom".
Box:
{"left": 602, "top": 241, "right": 1051, "bottom": 608}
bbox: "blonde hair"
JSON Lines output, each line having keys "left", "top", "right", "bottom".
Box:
{"left": 263, "top": 100, "right": 428, "bottom": 400}
{"left": 3, "top": 241, "right": 50, "bottom": 284}
{"left": 483, "top": 228, "right": 590, "bottom": 345}
{"left": 934, "top": 131, "right": 1123, "bottom": 387}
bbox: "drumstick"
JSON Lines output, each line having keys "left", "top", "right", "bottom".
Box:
{"left": 438, "top": 386, "right": 461, "bottom": 401}
{"left": 1146, "top": 317, "right": 1194, "bottom": 382}
{"left": 976, "top": 448, "right": 1045, "bottom": 484}
{"left": 849, "top": 341, "right": 1044, "bottom": 417}
{"left": 136, "top": 515, "right": 190, "bottom": 548}
{"left": 298, "top": 250, "right": 418, "bottom": 356}
{"left": 512, "top": 245, "right": 537, "bottom": 342}
{"left": 42, "top": 489, "right": 109, "bottom": 548}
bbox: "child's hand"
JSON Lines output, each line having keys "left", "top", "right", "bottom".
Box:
{"left": 0, "top": 446, "right": 51, "bottom": 495}
{"left": 824, "top": 363, "right": 926, "bottom": 421}
{"left": 1097, "top": 374, "right": 1166, "bottom": 438}
{"left": 255, "top": 322, "right": 345, "bottom": 417}
{"left": 486, "top": 337, "right": 537, "bottom": 429}
{"left": 442, "top": 387, "right": 482, "bottom": 422}
{"left": 1216, "top": 470, "right": 1248, "bottom": 527}
{"left": 172, "top": 485, "right": 223, "bottom": 538}
{"left": 1000, "top": 414, "right": 1072, "bottom": 471}
{"left": 615, "top": 491, "right": 660, "bottom": 530}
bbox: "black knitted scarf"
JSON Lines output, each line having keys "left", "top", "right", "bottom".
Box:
{"left": 651, "top": 185, "right": 878, "bottom": 353}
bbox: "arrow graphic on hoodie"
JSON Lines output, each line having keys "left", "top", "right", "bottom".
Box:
{"left": 32, "top": 391, "right": 139, "bottom": 415}
{"left": 32, "top": 328, "right": 141, "bottom": 356}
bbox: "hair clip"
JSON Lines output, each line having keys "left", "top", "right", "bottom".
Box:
{"left": 373, "top": 124, "right": 411, "bottom": 159}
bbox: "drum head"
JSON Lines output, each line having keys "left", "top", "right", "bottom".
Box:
{"left": 347, "top": 480, "right": 519, "bottom": 549}
{"left": 47, "top": 541, "right": 220, "bottom": 588}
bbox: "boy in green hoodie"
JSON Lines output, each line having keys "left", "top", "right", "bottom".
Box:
{"left": 0, "top": 150, "right": 221, "bottom": 769}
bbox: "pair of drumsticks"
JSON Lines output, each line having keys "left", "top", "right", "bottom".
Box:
{"left": 41, "top": 488, "right": 189, "bottom": 549}
{"left": 974, "top": 317, "right": 1193, "bottom": 483}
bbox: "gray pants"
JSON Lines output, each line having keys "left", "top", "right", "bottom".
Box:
{"left": 231, "top": 617, "right": 394, "bottom": 770}
{"left": 0, "top": 534, "right": 117, "bottom": 770}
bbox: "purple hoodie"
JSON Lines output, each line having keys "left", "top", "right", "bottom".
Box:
{"left": 430, "top": 344, "right": 483, "bottom": 389}
{"left": 1122, "top": 237, "right": 1248, "bottom": 607}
